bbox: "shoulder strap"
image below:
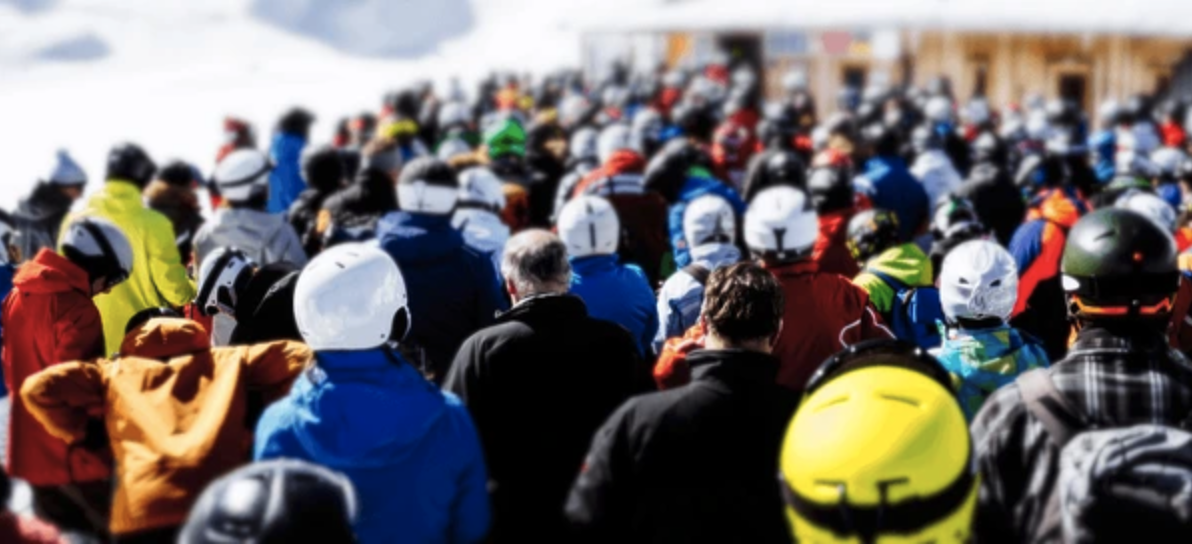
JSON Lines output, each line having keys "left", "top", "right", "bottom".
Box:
{"left": 683, "top": 263, "right": 711, "bottom": 286}
{"left": 1015, "top": 368, "right": 1087, "bottom": 448}
{"left": 866, "top": 269, "right": 907, "bottom": 292}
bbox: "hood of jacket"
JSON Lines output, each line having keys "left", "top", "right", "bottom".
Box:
{"left": 377, "top": 211, "right": 465, "bottom": 264}
{"left": 451, "top": 209, "right": 509, "bottom": 252}
{"left": 689, "top": 242, "right": 740, "bottom": 268}
{"left": 206, "top": 208, "right": 292, "bottom": 248}
{"left": 291, "top": 350, "right": 446, "bottom": 468}
{"left": 86, "top": 180, "right": 145, "bottom": 215}
{"left": 939, "top": 326, "right": 1047, "bottom": 391}
{"left": 15, "top": 183, "right": 75, "bottom": 223}
{"left": 144, "top": 181, "right": 200, "bottom": 213}
{"left": 864, "top": 243, "right": 934, "bottom": 287}
{"left": 13, "top": 249, "right": 92, "bottom": 296}
{"left": 119, "top": 317, "right": 211, "bottom": 359}
{"left": 818, "top": 208, "right": 853, "bottom": 242}
{"left": 1028, "top": 187, "right": 1086, "bottom": 229}
{"left": 602, "top": 150, "right": 646, "bottom": 176}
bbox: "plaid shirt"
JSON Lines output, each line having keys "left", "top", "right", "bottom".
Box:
{"left": 970, "top": 325, "right": 1192, "bottom": 542}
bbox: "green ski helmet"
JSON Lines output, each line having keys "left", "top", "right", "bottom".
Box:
{"left": 484, "top": 117, "right": 526, "bottom": 159}
{"left": 1061, "top": 208, "right": 1179, "bottom": 321}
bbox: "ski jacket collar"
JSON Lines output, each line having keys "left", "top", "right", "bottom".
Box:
{"left": 688, "top": 349, "right": 780, "bottom": 386}
{"left": 119, "top": 317, "right": 211, "bottom": 360}
{"left": 499, "top": 293, "right": 588, "bottom": 324}
{"left": 14, "top": 248, "right": 92, "bottom": 296}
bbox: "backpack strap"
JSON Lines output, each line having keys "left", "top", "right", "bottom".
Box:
{"left": 1015, "top": 368, "right": 1087, "bottom": 448}
{"left": 866, "top": 269, "right": 907, "bottom": 292}
{"left": 683, "top": 263, "right": 711, "bottom": 286}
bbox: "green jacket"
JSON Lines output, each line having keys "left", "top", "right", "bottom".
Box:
{"left": 853, "top": 243, "right": 934, "bottom": 315}
{"left": 63, "top": 181, "right": 196, "bottom": 353}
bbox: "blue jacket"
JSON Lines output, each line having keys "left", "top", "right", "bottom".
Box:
{"left": 255, "top": 349, "right": 490, "bottom": 544}
{"left": 669, "top": 174, "right": 746, "bottom": 268}
{"left": 378, "top": 212, "right": 507, "bottom": 381}
{"left": 935, "top": 325, "right": 1049, "bottom": 421}
{"left": 268, "top": 132, "right": 308, "bottom": 214}
{"left": 0, "top": 264, "right": 13, "bottom": 397}
{"left": 1089, "top": 130, "right": 1117, "bottom": 184}
{"left": 855, "top": 156, "right": 930, "bottom": 242}
{"left": 570, "top": 255, "right": 659, "bottom": 357}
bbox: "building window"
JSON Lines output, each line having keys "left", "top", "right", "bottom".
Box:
{"left": 972, "top": 62, "right": 989, "bottom": 98}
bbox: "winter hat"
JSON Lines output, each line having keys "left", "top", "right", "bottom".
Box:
{"left": 155, "top": 161, "right": 200, "bottom": 187}
{"left": 46, "top": 149, "right": 87, "bottom": 186}
{"left": 485, "top": 118, "right": 526, "bottom": 159}
{"left": 213, "top": 149, "right": 272, "bottom": 203}
{"left": 397, "top": 157, "right": 458, "bottom": 215}
{"left": 597, "top": 124, "right": 640, "bottom": 164}
{"left": 301, "top": 145, "right": 346, "bottom": 195}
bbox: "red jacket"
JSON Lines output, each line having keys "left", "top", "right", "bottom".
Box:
{"left": 814, "top": 208, "right": 860, "bottom": 278}
{"left": 3, "top": 249, "right": 109, "bottom": 486}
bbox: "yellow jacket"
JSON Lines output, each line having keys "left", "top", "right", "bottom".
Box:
{"left": 62, "top": 180, "right": 196, "bottom": 353}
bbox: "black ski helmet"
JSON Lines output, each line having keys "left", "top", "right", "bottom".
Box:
{"left": 644, "top": 139, "right": 713, "bottom": 203}
{"left": 847, "top": 209, "right": 902, "bottom": 263}
{"left": 1061, "top": 208, "right": 1178, "bottom": 321}
{"left": 107, "top": 142, "right": 157, "bottom": 188}
{"left": 763, "top": 151, "right": 807, "bottom": 190}
{"left": 179, "top": 459, "right": 356, "bottom": 544}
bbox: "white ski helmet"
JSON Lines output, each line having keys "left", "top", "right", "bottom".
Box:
{"left": 213, "top": 149, "right": 272, "bottom": 203}
{"left": 570, "top": 127, "right": 599, "bottom": 163}
{"left": 744, "top": 186, "right": 818, "bottom": 261}
{"left": 939, "top": 239, "right": 1019, "bottom": 323}
{"left": 436, "top": 138, "right": 473, "bottom": 162}
{"left": 457, "top": 167, "right": 506, "bottom": 213}
{"left": 61, "top": 216, "right": 134, "bottom": 288}
{"left": 293, "top": 243, "right": 410, "bottom": 351}
{"left": 557, "top": 195, "right": 620, "bottom": 258}
{"left": 396, "top": 157, "right": 458, "bottom": 215}
{"left": 1115, "top": 189, "right": 1177, "bottom": 233}
{"left": 196, "top": 247, "right": 257, "bottom": 318}
{"left": 597, "top": 124, "right": 639, "bottom": 164}
{"left": 1151, "top": 147, "right": 1186, "bottom": 178}
{"left": 683, "top": 194, "right": 736, "bottom": 248}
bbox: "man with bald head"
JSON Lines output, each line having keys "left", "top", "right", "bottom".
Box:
{"left": 445, "top": 229, "right": 647, "bottom": 542}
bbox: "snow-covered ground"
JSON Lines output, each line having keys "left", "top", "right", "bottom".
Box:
{"left": 0, "top": 0, "right": 644, "bottom": 209}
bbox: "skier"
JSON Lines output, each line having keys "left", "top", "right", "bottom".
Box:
{"left": 955, "top": 132, "right": 1025, "bottom": 246}
{"left": 934, "top": 240, "right": 1049, "bottom": 420}
{"left": 552, "top": 126, "right": 600, "bottom": 219}
{"left": 195, "top": 247, "right": 257, "bottom": 346}
{"left": 266, "top": 108, "right": 315, "bottom": 214}
{"left": 287, "top": 145, "right": 346, "bottom": 258}
{"left": 484, "top": 117, "right": 535, "bottom": 231}
{"left": 557, "top": 196, "right": 658, "bottom": 357}
{"left": 20, "top": 313, "right": 310, "bottom": 542}
{"left": 4, "top": 217, "right": 134, "bottom": 539}
{"left": 377, "top": 157, "right": 506, "bottom": 383}
{"left": 145, "top": 161, "right": 205, "bottom": 263}
{"left": 853, "top": 123, "right": 930, "bottom": 243}
{"left": 11, "top": 150, "right": 87, "bottom": 261}
{"left": 64, "top": 143, "right": 195, "bottom": 354}
{"left": 319, "top": 144, "right": 402, "bottom": 246}
{"left": 848, "top": 209, "right": 935, "bottom": 325}
{"left": 193, "top": 149, "right": 308, "bottom": 270}
{"left": 0, "top": 217, "right": 19, "bottom": 396}
{"left": 909, "top": 124, "right": 964, "bottom": 208}
{"left": 255, "top": 243, "right": 490, "bottom": 543}
{"left": 452, "top": 167, "right": 510, "bottom": 277}
{"left": 806, "top": 164, "right": 860, "bottom": 278}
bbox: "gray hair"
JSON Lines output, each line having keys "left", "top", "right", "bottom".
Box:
{"left": 501, "top": 229, "right": 572, "bottom": 296}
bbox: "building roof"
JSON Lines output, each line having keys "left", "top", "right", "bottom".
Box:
{"left": 580, "top": 0, "right": 1192, "bottom": 37}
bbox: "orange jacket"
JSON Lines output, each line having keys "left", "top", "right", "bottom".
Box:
{"left": 1010, "top": 187, "right": 1086, "bottom": 316}
{"left": 20, "top": 318, "right": 310, "bottom": 535}
{"left": 653, "top": 321, "right": 706, "bottom": 390}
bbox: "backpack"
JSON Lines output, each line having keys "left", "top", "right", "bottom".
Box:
{"left": 867, "top": 269, "right": 944, "bottom": 350}
{"left": 1017, "top": 369, "right": 1192, "bottom": 542}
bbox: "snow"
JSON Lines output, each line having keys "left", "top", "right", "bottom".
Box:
{"left": 0, "top": 0, "right": 652, "bottom": 209}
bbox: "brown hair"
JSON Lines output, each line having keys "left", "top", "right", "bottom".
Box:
{"left": 702, "top": 262, "right": 784, "bottom": 345}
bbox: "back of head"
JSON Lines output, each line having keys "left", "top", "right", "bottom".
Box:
{"left": 396, "top": 157, "right": 458, "bottom": 216}
{"left": 1115, "top": 189, "right": 1177, "bottom": 234}
{"left": 763, "top": 151, "right": 807, "bottom": 191}
{"left": 180, "top": 459, "right": 356, "bottom": 544}
{"left": 294, "top": 243, "right": 410, "bottom": 351}
{"left": 557, "top": 195, "right": 620, "bottom": 258}
{"left": 781, "top": 340, "right": 975, "bottom": 543}
{"left": 597, "top": 123, "right": 639, "bottom": 164}
{"left": 46, "top": 149, "right": 88, "bottom": 187}
{"left": 501, "top": 229, "right": 572, "bottom": 297}
{"left": 302, "top": 145, "right": 347, "bottom": 195}
{"left": 644, "top": 139, "right": 711, "bottom": 203}
{"left": 156, "top": 161, "right": 201, "bottom": 188}
{"left": 846, "top": 208, "right": 902, "bottom": 264}
{"left": 485, "top": 117, "right": 527, "bottom": 160}
{"left": 683, "top": 194, "right": 736, "bottom": 249}
{"left": 806, "top": 165, "right": 854, "bottom": 214}
{"left": 196, "top": 247, "right": 257, "bottom": 318}
{"left": 107, "top": 142, "right": 157, "bottom": 189}
{"left": 930, "top": 196, "right": 986, "bottom": 246}
{"left": 61, "top": 216, "right": 134, "bottom": 288}
{"left": 457, "top": 167, "right": 506, "bottom": 214}
{"left": 939, "top": 240, "right": 1018, "bottom": 325}
{"left": 744, "top": 186, "right": 818, "bottom": 264}
{"left": 569, "top": 127, "right": 600, "bottom": 164}
{"left": 702, "top": 262, "right": 783, "bottom": 346}
{"left": 1062, "top": 208, "right": 1179, "bottom": 325}
{"left": 214, "top": 149, "right": 273, "bottom": 207}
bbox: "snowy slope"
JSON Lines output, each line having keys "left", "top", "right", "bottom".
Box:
{"left": 0, "top": 0, "right": 650, "bottom": 208}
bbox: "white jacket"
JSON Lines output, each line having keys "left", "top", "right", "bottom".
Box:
{"left": 911, "top": 149, "right": 964, "bottom": 208}
{"left": 451, "top": 208, "right": 510, "bottom": 278}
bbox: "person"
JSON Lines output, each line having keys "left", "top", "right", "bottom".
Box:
{"left": 0, "top": 468, "right": 65, "bottom": 544}
{"left": 20, "top": 312, "right": 310, "bottom": 543}
{"left": 934, "top": 240, "right": 1049, "bottom": 420}
{"left": 927, "top": 195, "right": 989, "bottom": 281}
{"left": 193, "top": 149, "right": 308, "bottom": 271}
{"left": 805, "top": 164, "right": 860, "bottom": 278}
{"left": 848, "top": 208, "right": 939, "bottom": 335}
{"left": 195, "top": 247, "right": 257, "bottom": 346}
{"left": 179, "top": 459, "right": 357, "bottom": 544}
{"left": 377, "top": 157, "right": 506, "bottom": 382}
{"left": 451, "top": 167, "right": 510, "bottom": 276}
{"left": 319, "top": 144, "right": 402, "bottom": 246}
{"left": 0, "top": 217, "right": 20, "bottom": 396}
{"left": 144, "top": 161, "right": 206, "bottom": 263}
{"left": 12, "top": 150, "right": 87, "bottom": 264}
{"left": 227, "top": 262, "right": 303, "bottom": 346}
{"left": 909, "top": 124, "right": 964, "bottom": 208}
{"left": 255, "top": 243, "right": 490, "bottom": 543}
{"left": 267, "top": 108, "right": 315, "bottom": 214}
{"left": 654, "top": 194, "right": 740, "bottom": 352}
{"left": 853, "top": 123, "right": 930, "bottom": 242}
{"left": 445, "top": 230, "right": 645, "bottom": 542}
{"left": 955, "top": 139, "right": 1025, "bottom": 247}
{"left": 567, "top": 262, "right": 798, "bottom": 543}
{"left": 64, "top": 143, "right": 196, "bottom": 354}
{"left": 557, "top": 196, "right": 658, "bottom": 357}
{"left": 288, "top": 145, "right": 346, "bottom": 258}
{"left": 4, "top": 216, "right": 134, "bottom": 539}
{"left": 971, "top": 208, "right": 1192, "bottom": 542}
{"left": 779, "top": 340, "right": 978, "bottom": 543}
{"left": 552, "top": 126, "right": 600, "bottom": 220}
{"left": 485, "top": 117, "right": 535, "bottom": 231}
{"left": 524, "top": 120, "right": 569, "bottom": 226}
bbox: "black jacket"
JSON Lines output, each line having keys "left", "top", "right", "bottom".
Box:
{"left": 286, "top": 187, "right": 334, "bottom": 257}
{"left": 566, "top": 349, "right": 799, "bottom": 544}
{"left": 444, "top": 294, "right": 648, "bottom": 542}
{"left": 955, "top": 163, "right": 1026, "bottom": 246}
{"left": 12, "top": 182, "right": 75, "bottom": 260}
{"left": 228, "top": 264, "right": 301, "bottom": 345}
{"left": 321, "top": 168, "right": 399, "bottom": 237}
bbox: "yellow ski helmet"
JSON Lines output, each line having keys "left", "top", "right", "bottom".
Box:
{"left": 779, "top": 340, "right": 976, "bottom": 543}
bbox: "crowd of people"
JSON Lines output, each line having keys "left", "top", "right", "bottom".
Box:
{"left": 2, "top": 56, "right": 1192, "bottom": 543}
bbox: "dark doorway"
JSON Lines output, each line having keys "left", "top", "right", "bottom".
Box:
{"left": 842, "top": 65, "right": 868, "bottom": 89}
{"left": 1058, "top": 73, "right": 1088, "bottom": 113}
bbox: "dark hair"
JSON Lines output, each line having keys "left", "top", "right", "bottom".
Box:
{"left": 702, "top": 262, "right": 784, "bottom": 345}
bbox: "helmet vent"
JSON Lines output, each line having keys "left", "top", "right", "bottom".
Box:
{"left": 879, "top": 394, "right": 921, "bottom": 407}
